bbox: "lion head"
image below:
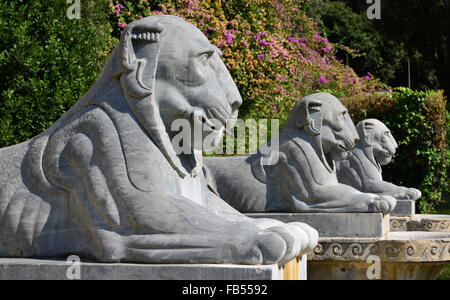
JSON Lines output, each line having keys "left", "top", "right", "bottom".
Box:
{"left": 281, "top": 93, "right": 359, "bottom": 172}
{"left": 111, "top": 15, "right": 242, "bottom": 177}
{"left": 357, "top": 119, "right": 398, "bottom": 168}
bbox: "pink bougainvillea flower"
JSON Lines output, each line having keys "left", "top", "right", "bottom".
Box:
{"left": 319, "top": 76, "right": 327, "bottom": 84}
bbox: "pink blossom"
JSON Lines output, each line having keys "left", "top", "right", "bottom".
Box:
{"left": 319, "top": 76, "right": 326, "bottom": 84}
{"left": 258, "top": 39, "right": 268, "bottom": 47}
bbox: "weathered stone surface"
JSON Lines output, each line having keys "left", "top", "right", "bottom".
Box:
{"left": 391, "top": 200, "right": 415, "bottom": 216}
{"left": 248, "top": 213, "right": 389, "bottom": 238}
{"left": 308, "top": 261, "right": 446, "bottom": 280}
{"left": 0, "top": 259, "right": 286, "bottom": 280}
{"left": 308, "top": 231, "right": 450, "bottom": 280}
{"left": 336, "top": 119, "right": 422, "bottom": 206}
{"left": 390, "top": 216, "right": 410, "bottom": 232}
{"left": 283, "top": 255, "right": 308, "bottom": 280}
{"left": 311, "top": 232, "right": 450, "bottom": 262}
{"left": 391, "top": 214, "right": 450, "bottom": 232}
{"left": 0, "top": 15, "right": 317, "bottom": 266}
{"left": 204, "top": 94, "right": 396, "bottom": 214}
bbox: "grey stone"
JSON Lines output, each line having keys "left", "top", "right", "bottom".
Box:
{"left": 391, "top": 200, "right": 415, "bottom": 216}
{"left": 336, "top": 119, "right": 422, "bottom": 212}
{"left": 0, "top": 258, "right": 285, "bottom": 280}
{"left": 204, "top": 93, "right": 396, "bottom": 214}
{"left": 0, "top": 15, "right": 317, "bottom": 265}
{"left": 391, "top": 214, "right": 450, "bottom": 232}
{"left": 308, "top": 231, "right": 450, "bottom": 280}
{"left": 247, "top": 213, "right": 389, "bottom": 238}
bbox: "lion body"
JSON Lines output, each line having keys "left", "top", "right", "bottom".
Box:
{"left": 204, "top": 94, "right": 397, "bottom": 214}
{"left": 0, "top": 16, "right": 317, "bottom": 264}
{"left": 336, "top": 119, "right": 421, "bottom": 201}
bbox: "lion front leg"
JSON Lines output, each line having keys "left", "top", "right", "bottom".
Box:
{"left": 363, "top": 179, "right": 422, "bottom": 201}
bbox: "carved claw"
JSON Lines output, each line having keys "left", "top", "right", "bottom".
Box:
{"left": 370, "top": 195, "right": 396, "bottom": 214}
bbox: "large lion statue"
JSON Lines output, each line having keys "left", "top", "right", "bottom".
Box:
{"left": 336, "top": 119, "right": 421, "bottom": 201}
{"left": 204, "top": 93, "right": 397, "bottom": 214}
{"left": 0, "top": 16, "right": 318, "bottom": 265}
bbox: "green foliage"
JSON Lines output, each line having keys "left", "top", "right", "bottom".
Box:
{"left": 307, "top": 0, "right": 450, "bottom": 95}
{"left": 0, "top": 0, "right": 113, "bottom": 147}
{"left": 438, "top": 265, "right": 450, "bottom": 280}
{"left": 341, "top": 88, "right": 448, "bottom": 213}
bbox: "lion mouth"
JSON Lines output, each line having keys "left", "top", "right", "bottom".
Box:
{"left": 338, "top": 144, "right": 350, "bottom": 152}
{"left": 184, "top": 108, "right": 234, "bottom": 136}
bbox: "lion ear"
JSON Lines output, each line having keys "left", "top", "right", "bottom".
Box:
{"left": 296, "top": 98, "right": 323, "bottom": 136}
{"left": 357, "top": 120, "right": 375, "bottom": 146}
{"left": 111, "top": 19, "right": 189, "bottom": 179}
{"left": 112, "top": 21, "right": 164, "bottom": 98}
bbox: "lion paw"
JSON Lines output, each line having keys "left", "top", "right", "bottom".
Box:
{"left": 405, "top": 188, "right": 421, "bottom": 201}
{"left": 286, "top": 222, "right": 319, "bottom": 254}
{"left": 253, "top": 218, "right": 318, "bottom": 259}
{"left": 369, "top": 195, "right": 396, "bottom": 214}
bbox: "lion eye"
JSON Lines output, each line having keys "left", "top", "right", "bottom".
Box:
{"left": 198, "top": 51, "right": 214, "bottom": 65}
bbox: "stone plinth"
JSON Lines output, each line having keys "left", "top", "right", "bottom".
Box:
{"left": 391, "top": 200, "right": 415, "bottom": 216}
{"left": 0, "top": 257, "right": 307, "bottom": 280}
{"left": 308, "top": 231, "right": 450, "bottom": 280}
{"left": 391, "top": 214, "right": 450, "bottom": 232}
{"left": 247, "top": 213, "right": 389, "bottom": 238}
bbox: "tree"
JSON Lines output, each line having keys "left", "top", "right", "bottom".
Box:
{"left": 378, "top": 0, "right": 450, "bottom": 96}
{"left": 305, "top": 0, "right": 407, "bottom": 85}
{"left": 306, "top": 0, "right": 450, "bottom": 96}
{"left": 0, "top": 0, "right": 113, "bottom": 147}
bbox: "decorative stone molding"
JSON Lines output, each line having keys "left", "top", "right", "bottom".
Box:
{"left": 391, "top": 215, "right": 450, "bottom": 232}
{"left": 390, "top": 217, "right": 409, "bottom": 232}
{"left": 310, "top": 234, "right": 450, "bottom": 263}
{"left": 416, "top": 217, "right": 450, "bottom": 232}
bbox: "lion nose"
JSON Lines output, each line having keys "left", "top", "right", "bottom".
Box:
{"left": 229, "top": 96, "right": 242, "bottom": 112}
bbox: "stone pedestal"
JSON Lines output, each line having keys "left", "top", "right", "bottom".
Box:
{"left": 248, "top": 212, "right": 450, "bottom": 280}
{"left": 308, "top": 232, "right": 450, "bottom": 280}
{"left": 247, "top": 213, "right": 389, "bottom": 238}
{"left": 391, "top": 214, "right": 450, "bottom": 232}
{"left": 0, "top": 257, "right": 307, "bottom": 280}
{"left": 391, "top": 200, "right": 415, "bottom": 216}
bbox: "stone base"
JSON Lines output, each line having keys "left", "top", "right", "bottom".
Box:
{"left": 308, "top": 231, "right": 450, "bottom": 280}
{"left": 391, "top": 200, "right": 415, "bottom": 216}
{"left": 391, "top": 214, "right": 450, "bottom": 232}
{"left": 308, "top": 261, "right": 446, "bottom": 280}
{"left": 0, "top": 257, "right": 307, "bottom": 280}
{"left": 247, "top": 213, "right": 389, "bottom": 238}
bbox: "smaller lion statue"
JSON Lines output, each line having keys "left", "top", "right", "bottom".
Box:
{"left": 204, "top": 93, "right": 397, "bottom": 214}
{"left": 336, "top": 119, "right": 421, "bottom": 201}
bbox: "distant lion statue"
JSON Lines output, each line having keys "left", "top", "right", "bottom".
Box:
{"left": 0, "top": 16, "right": 318, "bottom": 265}
{"left": 336, "top": 119, "right": 421, "bottom": 201}
{"left": 204, "top": 93, "right": 397, "bottom": 214}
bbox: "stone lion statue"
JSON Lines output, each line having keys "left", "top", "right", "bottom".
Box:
{"left": 0, "top": 16, "right": 318, "bottom": 265}
{"left": 204, "top": 93, "right": 397, "bottom": 214}
{"left": 336, "top": 119, "right": 421, "bottom": 201}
